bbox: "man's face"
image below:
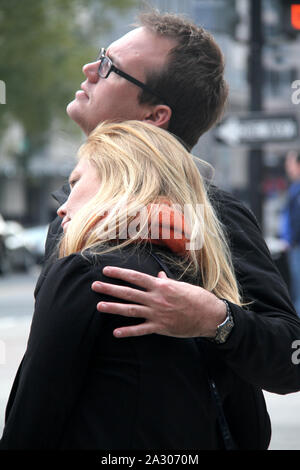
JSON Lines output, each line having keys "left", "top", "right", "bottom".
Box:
{"left": 67, "top": 27, "right": 176, "bottom": 135}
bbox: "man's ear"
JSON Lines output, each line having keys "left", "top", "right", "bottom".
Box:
{"left": 143, "top": 104, "right": 172, "bottom": 130}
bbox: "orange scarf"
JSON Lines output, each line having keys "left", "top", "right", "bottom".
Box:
{"left": 143, "top": 201, "right": 191, "bottom": 256}
{"left": 83, "top": 200, "right": 191, "bottom": 256}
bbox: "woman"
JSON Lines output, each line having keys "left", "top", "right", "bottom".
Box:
{"left": 0, "top": 121, "right": 242, "bottom": 450}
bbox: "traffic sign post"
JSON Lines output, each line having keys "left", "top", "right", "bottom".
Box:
{"left": 249, "top": 0, "right": 264, "bottom": 227}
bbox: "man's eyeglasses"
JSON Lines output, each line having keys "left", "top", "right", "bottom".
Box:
{"left": 96, "top": 48, "right": 170, "bottom": 108}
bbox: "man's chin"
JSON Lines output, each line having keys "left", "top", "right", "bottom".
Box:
{"left": 66, "top": 101, "right": 92, "bottom": 135}
{"left": 67, "top": 100, "right": 84, "bottom": 126}
{"left": 66, "top": 98, "right": 77, "bottom": 118}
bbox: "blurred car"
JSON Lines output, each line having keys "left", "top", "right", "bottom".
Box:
{"left": 0, "top": 214, "right": 48, "bottom": 274}
{"left": 17, "top": 225, "right": 48, "bottom": 265}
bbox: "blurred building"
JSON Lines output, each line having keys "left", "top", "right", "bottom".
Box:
{"left": 0, "top": 122, "right": 79, "bottom": 225}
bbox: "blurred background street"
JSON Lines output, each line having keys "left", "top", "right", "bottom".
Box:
{"left": 0, "top": 268, "right": 300, "bottom": 450}
{"left": 1, "top": 0, "right": 300, "bottom": 450}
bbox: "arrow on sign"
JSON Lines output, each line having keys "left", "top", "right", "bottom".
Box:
{"left": 215, "top": 114, "right": 298, "bottom": 146}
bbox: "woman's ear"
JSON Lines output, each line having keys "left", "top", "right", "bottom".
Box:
{"left": 142, "top": 104, "right": 172, "bottom": 130}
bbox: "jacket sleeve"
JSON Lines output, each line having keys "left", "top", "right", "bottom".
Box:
{"left": 209, "top": 187, "right": 300, "bottom": 394}
{"left": 0, "top": 254, "right": 107, "bottom": 449}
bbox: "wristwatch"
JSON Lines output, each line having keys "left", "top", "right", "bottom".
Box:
{"left": 213, "top": 299, "right": 234, "bottom": 344}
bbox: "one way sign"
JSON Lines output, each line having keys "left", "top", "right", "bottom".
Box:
{"left": 215, "top": 113, "right": 298, "bottom": 146}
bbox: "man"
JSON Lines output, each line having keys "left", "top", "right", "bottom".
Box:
{"left": 40, "top": 10, "right": 300, "bottom": 448}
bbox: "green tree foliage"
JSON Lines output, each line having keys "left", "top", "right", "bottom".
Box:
{"left": 0, "top": 0, "right": 136, "bottom": 160}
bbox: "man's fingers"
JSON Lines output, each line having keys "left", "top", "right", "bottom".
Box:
{"left": 157, "top": 271, "right": 168, "bottom": 279}
{"left": 113, "top": 323, "right": 157, "bottom": 338}
{"left": 97, "top": 301, "right": 150, "bottom": 318}
{"left": 92, "top": 281, "right": 149, "bottom": 304}
{"left": 101, "top": 266, "right": 158, "bottom": 290}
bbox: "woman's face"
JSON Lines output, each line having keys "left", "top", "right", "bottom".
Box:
{"left": 57, "top": 158, "right": 101, "bottom": 232}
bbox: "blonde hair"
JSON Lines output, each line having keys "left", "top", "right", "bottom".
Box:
{"left": 59, "top": 120, "right": 242, "bottom": 306}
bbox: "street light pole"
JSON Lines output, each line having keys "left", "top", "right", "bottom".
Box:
{"left": 248, "top": 0, "right": 264, "bottom": 227}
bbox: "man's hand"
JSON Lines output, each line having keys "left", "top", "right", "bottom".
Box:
{"left": 91, "top": 267, "right": 227, "bottom": 339}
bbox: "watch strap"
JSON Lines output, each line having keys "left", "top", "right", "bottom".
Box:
{"left": 212, "top": 299, "right": 234, "bottom": 344}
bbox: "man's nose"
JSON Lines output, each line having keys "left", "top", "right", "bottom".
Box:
{"left": 82, "top": 61, "right": 100, "bottom": 83}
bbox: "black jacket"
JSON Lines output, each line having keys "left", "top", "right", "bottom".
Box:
{"left": 1, "top": 183, "right": 300, "bottom": 450}
{"left": 0, "top": 246, "right": 244, "bottom": 450}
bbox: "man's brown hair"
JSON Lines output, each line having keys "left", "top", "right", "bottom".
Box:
{"left": 137, "top": 10, "right": 229, "bottom": 149}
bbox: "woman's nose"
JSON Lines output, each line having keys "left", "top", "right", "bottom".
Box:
{"left": 57, "top": 202, "right": 67, "bottom": 219}
{"left": 82, "top": 61, "right": 100, "bottom": 83}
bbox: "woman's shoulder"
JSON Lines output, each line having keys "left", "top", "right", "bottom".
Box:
{"left": 35, "top": 244, "right": 201, "bottom": 304}
{"left": 81, "top": 244, "right": 167, "bottom": 277}
{"left": 36, "top": 244, "right": 167, "bottom": 295}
